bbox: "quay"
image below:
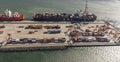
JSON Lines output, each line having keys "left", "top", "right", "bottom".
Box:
{"left": 1, "top": 41, "right": 120, "bottom": 52}
{"left": 0, "top": 43, "right": 67, "bottom": 51}
{"left": 1, "top": 42, "right": 120, "bottom": 52}
{"left": 0, "top": 21, "right": 120, "bottom": 51}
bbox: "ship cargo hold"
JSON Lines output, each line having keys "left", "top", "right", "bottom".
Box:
{"left": 33, "top": 12, "right": 97, "bottom": 22}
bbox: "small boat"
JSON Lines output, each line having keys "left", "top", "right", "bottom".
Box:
{"left": 0, "top": 9, "right": 24, "bottom": 21}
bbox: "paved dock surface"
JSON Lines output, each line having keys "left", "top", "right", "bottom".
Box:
{"left": 0, "top": 21, "right": 119, "bottom": 51}
{"left": 0, "top": 23, "right": 72, "bottom": 42}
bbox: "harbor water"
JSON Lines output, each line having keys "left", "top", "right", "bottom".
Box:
{"left": 0, "top": 0, "right": 120, "bottom": 62}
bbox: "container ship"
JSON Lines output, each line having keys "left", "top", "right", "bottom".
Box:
{"left": 0, "top": 9, "right": 24, "bottom": 21}
{"left": 33, "top": 11, "right": 97, "bottom": 22}
{"left": 33, "top": 1, "right": 97, "bottom": 22}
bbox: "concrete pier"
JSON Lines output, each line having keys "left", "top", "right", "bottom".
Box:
{"left": 0, "top": 42, "right": 120, "bottom": 52}
{"left": 0, "top": 43, "right": 67, "bottom": 51}
{"left": 0, "top": 21, "right": 119, "bottom": 52}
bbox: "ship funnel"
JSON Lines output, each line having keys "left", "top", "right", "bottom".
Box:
{"left": 8, "top": 9, "right": 12, "bottom": 17}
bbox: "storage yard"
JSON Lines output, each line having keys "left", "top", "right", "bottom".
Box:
{"left": 0, "top": 23, "right": 72, "bottom": 42}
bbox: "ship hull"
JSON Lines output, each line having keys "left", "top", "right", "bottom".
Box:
{"left": 33, "top": 13, "right": 97, "bottom": 22}
{"left": 0, "top": 14, "right": 24, "bottom": 21}
{"left": 33, "top": 18, "right": 96, "bottom": 22}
